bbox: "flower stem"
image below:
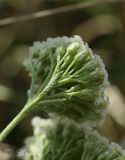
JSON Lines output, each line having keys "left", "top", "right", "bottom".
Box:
{"left": 0, "top": 76, "right": 57, "bottom": 142}
{"left": 0, "top": 106, "right": 28, "bottom": 142}
{"left": 0, "top": 97, "right": 66, "bottom": 142}
{"left": 0, "top": 92, "right": 44, "bottom": 142}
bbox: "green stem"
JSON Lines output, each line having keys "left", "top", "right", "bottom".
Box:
{"left": 0, "top": 98, "right": 66, "bottom": 142}
{"left": 0, "top": 106, "right": 28, "bottom": 142}
{"left": 0, "top": 75, "right": 58, "bottom": 142}
{"left": 39, "top": 98, "right": 67, "bottom": 105}
{"left": 0, "top": 93, "right": 44, "bottom": 142}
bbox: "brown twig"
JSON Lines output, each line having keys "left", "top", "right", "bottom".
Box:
{"left": 0, "top": 0, "right": 125, "bottom": 26}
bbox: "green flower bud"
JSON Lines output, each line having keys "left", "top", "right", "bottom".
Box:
{"left": 24, "top": 36, "right": 109, "bottom": 124}
{"left": 66, "top": 42, "right": 80, "bottom": 55}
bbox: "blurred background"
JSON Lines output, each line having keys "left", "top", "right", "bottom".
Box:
{"left": 0, "top": 0, "right": 125, "bottom": 159}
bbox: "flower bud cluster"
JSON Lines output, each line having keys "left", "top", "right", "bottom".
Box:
{"left": 20, "top": 117, "right": 125, "bottom": 160}
{"left": 25, "top": 36, "right": 108, "bottom": 123}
